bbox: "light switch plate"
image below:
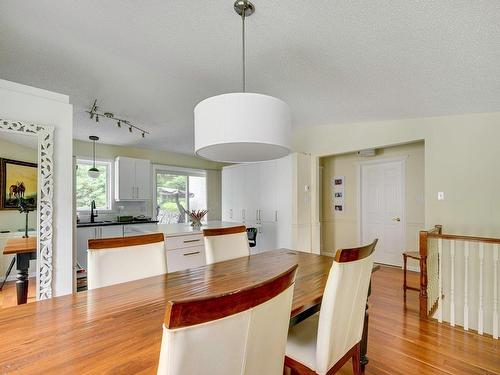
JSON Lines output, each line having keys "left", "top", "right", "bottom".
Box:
{"left": 437, "top": 192, "right": 445, "bottom": 201}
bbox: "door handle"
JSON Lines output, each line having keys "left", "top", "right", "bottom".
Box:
{"left": 392, "top": 217, "right": 401, "bottom": 222}
{"left": 183, "top": 251, "right": 201, "bottom": 256}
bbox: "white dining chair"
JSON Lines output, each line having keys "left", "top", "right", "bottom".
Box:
{"left": 87, "top": 232, "right": 167, "bottom": 290}
{"left": 203, "top": 225, "right": 250, "bottom": 264}
{"left": 285, "top": 239, "right": 378, "bottom": 375}
{"left": 157, "top": 263, "right": 298, "bottom": 375}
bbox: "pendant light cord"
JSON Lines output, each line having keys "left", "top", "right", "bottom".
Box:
{"left": 92, "top": 139, "right": 96, "bottom": 169}
{"left": 242, "top": 10, "right": 246, "bottom": 92}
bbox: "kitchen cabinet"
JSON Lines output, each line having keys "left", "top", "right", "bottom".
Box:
{"left": 165, "top": 233, "right": 205, "bottom": 273}
{"left": 76, "top": 225, "right": 124, "bottom": 269}
{"left": 221, "top": 153, "right": 312, "bottom": 252}
{"left": 115, "top": 156, "right": 151, "bottom": 201}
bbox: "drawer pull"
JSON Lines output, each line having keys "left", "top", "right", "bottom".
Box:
{"left": 183, "top": 239, "right": 201, "bottom": 243}
{"left": 183, "top": 251, "right": 201, "bottom": 256}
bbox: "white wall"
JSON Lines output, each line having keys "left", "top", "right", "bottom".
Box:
{"left": 0, "top": 79, "right": 73, "bottom": 297}
{"left": 320, "top": 142, "right": 425, "bottom": 268}
{"left": 294, "top": 112, "right": 500, "bottom": 238}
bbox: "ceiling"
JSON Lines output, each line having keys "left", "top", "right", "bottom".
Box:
{"left": 1, "top": 1, "right": 499, "bottom": 155}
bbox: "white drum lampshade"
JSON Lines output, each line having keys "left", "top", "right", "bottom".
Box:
{"left": 194, "top": 92, "right": 291, "bottom": 163}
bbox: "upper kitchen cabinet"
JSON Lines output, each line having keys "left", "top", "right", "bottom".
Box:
{"left": 115, "top": 156, "right": 151, "bottom": 201}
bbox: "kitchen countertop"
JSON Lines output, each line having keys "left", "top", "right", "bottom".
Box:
{"left": 157, "top": 221, "right": 245, "bottom": 237}
{"left": 77, "top": 220, "right": 158, "bottom": 228}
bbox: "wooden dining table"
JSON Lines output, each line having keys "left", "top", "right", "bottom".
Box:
{"left": 0, "top": 249, "right": 375, "bottom": 374}
{"left": 2, "top": 236, "right": 37, "bottom": 305}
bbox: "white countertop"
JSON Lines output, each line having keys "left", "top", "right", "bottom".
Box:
{"left": 157, "top": 221, "right": 245, "bottom": 237}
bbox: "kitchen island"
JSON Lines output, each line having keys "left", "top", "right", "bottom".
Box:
{"left": 157, "top": 221, "right": 246, "bottom": 272}
{"left": 157, "top": 221, "right": 244, "bottom": 237}
{"left": 76, "top": 221, "right": 247, "bottom": 276}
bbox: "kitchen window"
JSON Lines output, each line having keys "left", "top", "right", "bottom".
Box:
{"left": 154, "top": 165, "right": 207, "bottom": 224}
{"left": 76, "top": 159, "right": 112, "bottom": 211}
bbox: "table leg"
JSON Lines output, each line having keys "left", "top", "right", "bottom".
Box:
{"left": 15, "top": 253, "right": 31, "bottom": 305}
{"left": 360, "top": 280, "right": 372, "bottom": 371}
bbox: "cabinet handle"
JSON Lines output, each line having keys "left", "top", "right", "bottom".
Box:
{"left": 183, "top": 251, "right": 201, "bottom": 256}
{"left": 275, "top": 210, "right": 278, "bottom": 222}
{"left": 242, "top": 209, "right": 246, "bottom": 221}
{"left": 183, "top": 239, "right": 201, "bottom": 243}
{"left": 256, "top": 210, "right": 259, "bottom": 221}
{"left": 229, "top": 209, "right": 233, "bottom": 219}
{"left": 136, "top": 186, "right": 139, "bottom": 198}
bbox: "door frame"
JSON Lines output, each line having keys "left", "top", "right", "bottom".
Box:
{"left": 357, "top": 156, "right": 408, "bottom": 257}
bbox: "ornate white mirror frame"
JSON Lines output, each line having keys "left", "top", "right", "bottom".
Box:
{"left": 0, "top": 118, "right": 54, "bottom": 300}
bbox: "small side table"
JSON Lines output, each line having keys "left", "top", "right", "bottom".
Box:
{"left": 402, "top": 250, "right": 420, "bottom": 297}
{"left": 2, "top": 237, "right": 37, "bottom": 305}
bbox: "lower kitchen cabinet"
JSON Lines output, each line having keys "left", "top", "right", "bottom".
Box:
{"left": 76, "top": 225, "right": 124, "bottom": 270}
{"left": 166, "top": 245, "right": 205, "bottom": 273}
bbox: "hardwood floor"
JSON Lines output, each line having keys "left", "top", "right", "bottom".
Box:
{"left": 0, "top": 268, "right": 498, "bottom": 374}
{"left": 0, "top": 277, "right": 36, "bottom": 308}
{"left": 339, "top": 266, "right": 500, "bottom": 375}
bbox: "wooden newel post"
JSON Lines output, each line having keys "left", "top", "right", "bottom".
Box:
{"left": 419, "top": 225, "right": 442, "bottom": 319}
{"left": 419, "top": 230, "right": 428, "bottom": 319}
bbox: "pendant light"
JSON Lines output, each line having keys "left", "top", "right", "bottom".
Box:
{"left": 194, "top": 0, "right": 291, "bottom": 163}
{"left": 88, "top": 136, "right": 100, "bottom": 178}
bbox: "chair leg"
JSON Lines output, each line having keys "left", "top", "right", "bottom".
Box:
{"left": 352, "top": 343, "right": 362, "bottom": 375}
{"left": 403, "top": 254, "right": 407, "bottom": 297}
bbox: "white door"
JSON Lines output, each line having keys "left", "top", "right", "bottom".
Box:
{"left": 135, "top": 159, "right": 151, "bottom": 200}
{"left": 360, "top": 159, "right": 405, "bottom": 266}
{"left": 116, "top": 157, "right": 136, "bottom": 200}
{"left": 259, "top": 160, "right": 277, "bottom": 223}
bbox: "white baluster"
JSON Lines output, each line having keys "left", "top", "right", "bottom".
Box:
{"left": 478, "top": 243, "right": 484, "bottom": 335}
{"left": 493, "top": 244, "right": 499, "bottom": 340}
{"left": 450, "top": 240, "right": 455, "bottom": 327}
{"left": 464, "top": 241, "right": 469, "bottom": 331}
{"left": 438, "top": 238, "right": 443, "bottom": 323}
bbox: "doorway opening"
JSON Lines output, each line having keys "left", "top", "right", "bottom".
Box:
{"left": 319, "top": 141, "right": 425, "bottom": 268}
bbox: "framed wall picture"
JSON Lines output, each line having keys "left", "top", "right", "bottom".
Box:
{"left": 332, "top": 175, "right": 345, "bottom": 213}
{"left": 0, "top": 158, "right": 38, "bottom": 210}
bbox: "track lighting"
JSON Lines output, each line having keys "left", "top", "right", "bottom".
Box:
{"left": 86, "top": 99, "right": 150, "bottom": 138}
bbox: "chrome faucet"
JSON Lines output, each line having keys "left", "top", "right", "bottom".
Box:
{"left": 90, "top": 200, "right": 98, "bottom": 223}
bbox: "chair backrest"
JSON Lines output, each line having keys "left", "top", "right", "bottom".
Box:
{"left": 87, "top": 233, "right": 167, "bottom": 290}
{"left": 246, "top": 227, "right": 257, "bottom": 248}
{"left": 157, "top": 264, "right": 298, "bottom": 375}
{"left": 203, "top": 225, "right": 250, "bottom": 264}
{"left": 315, "top": 239, "right": 378, "bottom": 374}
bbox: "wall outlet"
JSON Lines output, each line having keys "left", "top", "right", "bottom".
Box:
{"left": 437, "top": 192, "right": 445, "bottom": 201}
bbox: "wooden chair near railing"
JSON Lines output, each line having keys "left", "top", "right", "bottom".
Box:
{"left": 419, "top": 225, "right": 499, "bottom": 340}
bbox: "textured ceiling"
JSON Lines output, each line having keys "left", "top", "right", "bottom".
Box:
{"left": 1, "top": 1, "right": 499, "bottom": 154}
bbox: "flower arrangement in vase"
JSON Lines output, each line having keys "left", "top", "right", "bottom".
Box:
{"left": 186, "top": 209, "right": 208, "bottom": 229}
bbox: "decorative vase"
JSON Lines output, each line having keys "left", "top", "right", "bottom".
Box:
{"left": 186, "top": 209, "right": 208, "bottom": 230}
{"left": 190, "top": 219, "right": 202, "bottom": 229}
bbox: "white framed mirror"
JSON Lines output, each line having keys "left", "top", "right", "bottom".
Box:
{"left": 0, "top": 118, "right": 54, "bottom": 302}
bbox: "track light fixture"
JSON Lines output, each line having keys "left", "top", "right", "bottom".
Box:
{"left": 86, "top": 99, "right": 149, "bottom": 138}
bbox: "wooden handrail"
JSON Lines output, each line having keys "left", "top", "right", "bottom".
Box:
{"left": 419, "top": 225, "right": 500, "bottom": 319}
{"left": 427, "top": 232, "right": 500, "bottom": 245}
